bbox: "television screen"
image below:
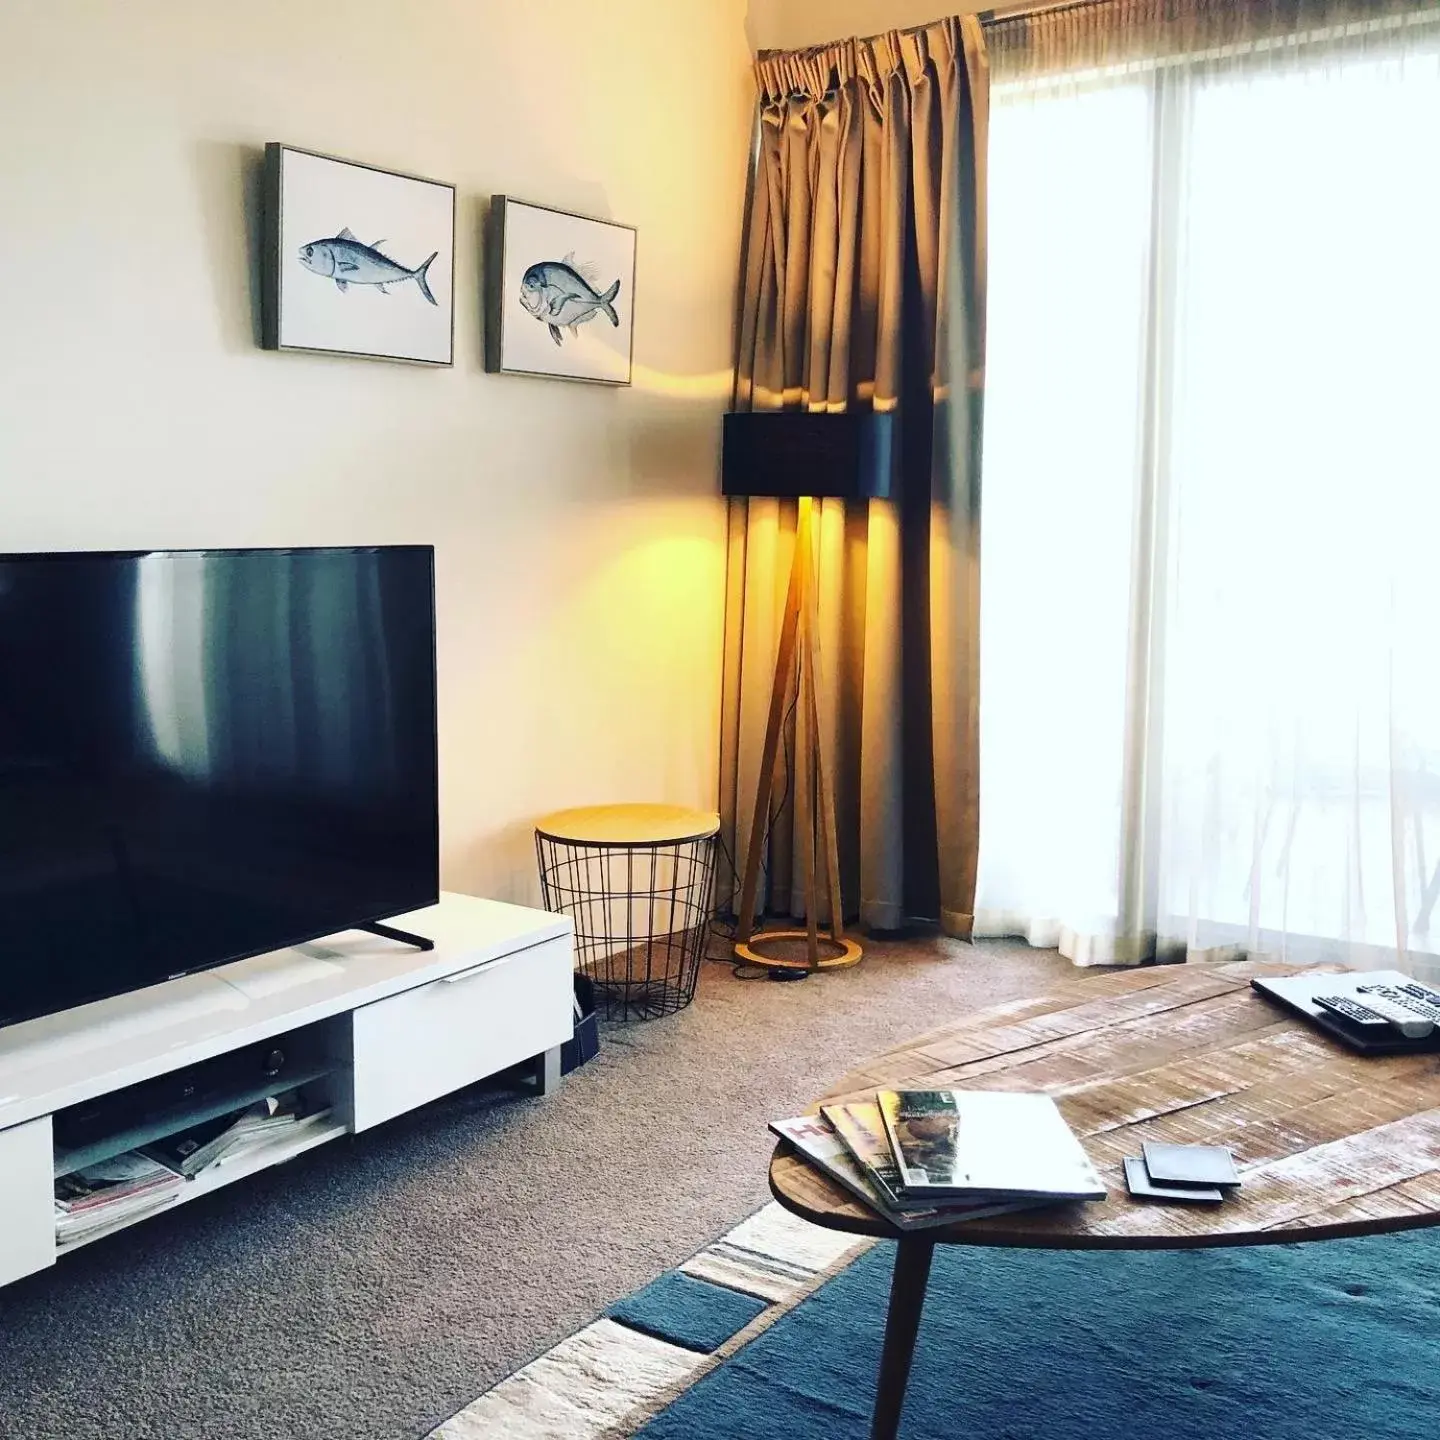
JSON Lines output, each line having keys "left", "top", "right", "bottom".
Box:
{"left": 0, "top": 546, "right": 438, "bottom": 1031}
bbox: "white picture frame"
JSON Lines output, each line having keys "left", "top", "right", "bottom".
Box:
{"left": 262, "top": 144, "right": 456, "bottom": 366}
{"left": 485, "top": 197, "right": 636, "bottom": 386}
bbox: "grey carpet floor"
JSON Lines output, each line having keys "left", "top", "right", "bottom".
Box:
{"left": 0, "top": 934, "right": 1080, "bottom": 1440}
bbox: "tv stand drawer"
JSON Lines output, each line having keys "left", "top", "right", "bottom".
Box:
{"left": 0, "top": 1117, "right": 55, "bottom": 1287}
{"left": 349, "top": 937, "right": 572, "bottom": 1131}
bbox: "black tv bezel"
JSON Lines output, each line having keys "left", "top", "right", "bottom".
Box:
{"left": 0, "top": 543, "right": 440, "bottom": 1033}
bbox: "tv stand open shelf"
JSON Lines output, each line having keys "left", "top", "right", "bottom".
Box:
{"left": 0, "top": 892, "right": 573, "bottom": 1290}
{"left": 53, "top": 1058, "right": 338, "bottom": 1178}
{"left": 59, "top": 1116, "right": 353, "bottom": 1255}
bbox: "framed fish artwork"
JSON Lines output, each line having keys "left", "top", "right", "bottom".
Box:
{"left": 484, "top": 197, "right": 636, "bottom": 385}
{"left": 262, "top": 144, "right": 455, "bottom": 366}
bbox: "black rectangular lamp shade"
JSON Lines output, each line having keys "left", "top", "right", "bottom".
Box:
{"left": 721, "top": 410, "right": 894, "bottom": 501}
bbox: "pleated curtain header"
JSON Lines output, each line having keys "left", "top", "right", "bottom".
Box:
{"left": 986, "top": 0, "right": 1440, "bottom": 80}
{"left": 755, "top": 14, "right": 970, "bottom": 104}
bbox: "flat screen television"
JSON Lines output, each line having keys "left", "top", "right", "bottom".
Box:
{"left": 0, "top": 545, "right": 439, "bottom": 1031}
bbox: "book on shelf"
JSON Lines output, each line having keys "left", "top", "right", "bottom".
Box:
{"left": 876, "top": 1088, "right": 1106, "bottom": 1202}
{"left": 770, "top": 1113, "right": 1040, "bottom": 1231}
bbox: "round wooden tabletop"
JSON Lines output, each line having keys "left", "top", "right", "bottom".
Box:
{"left": 770, "top": 960, "right": 1440, "bottom": 1251}
{"left": 534, "top": 803, "right": 720, "bottom": 847}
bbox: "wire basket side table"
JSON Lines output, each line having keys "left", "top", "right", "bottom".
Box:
{"left": 535, "top": 804, "right": 720, "bottom": 1021}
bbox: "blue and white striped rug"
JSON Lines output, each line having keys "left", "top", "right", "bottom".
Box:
{"left": 432, "top": 1208, "right": 1440, "bottom": 1440}
{"left": 428, "top": 1203, "right": 869, "bottom": 1439}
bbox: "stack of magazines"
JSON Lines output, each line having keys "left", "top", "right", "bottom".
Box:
{"left": 53, "top": 1088, "right": 334, "bottom": 1247}
{"left": 55, "top": 1153, "right": 186, "bottom": 1246}
{"left": 139, "top": 1089, "right": 333, "bottom": 1178}
{"left": 771, "top": 1088, "right": 1106, "bottom": 1230}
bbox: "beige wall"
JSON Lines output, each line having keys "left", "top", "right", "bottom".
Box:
{"left": 0, "top": 0, "right": 753, "bottom": 905}
{"left": 748, "top": 1, "right": 990, "bottom": 51}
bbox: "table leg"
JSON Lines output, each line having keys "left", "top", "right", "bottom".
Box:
{"left": 869, "top": 1238, "right": 935, "bottom": 1440}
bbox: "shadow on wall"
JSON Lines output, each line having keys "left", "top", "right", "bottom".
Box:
{"left": 745, "top": 0, "right": 785, "bottom": 51}
{"left": 746, "top": 0, "right": 987, "bottom": 51}
{"left": 192, "top": 140, "right": 267, "bottom": 352}
{"left": 456, "top": 817, "right": 547, "bottom": 907}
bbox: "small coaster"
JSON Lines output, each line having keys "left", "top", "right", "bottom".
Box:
{"left": 1124, "top": 1157, "right": 1225, "bottom": 1204}
{"left": 1142, "top": 1142, "right": 1241, "bottom": 1189}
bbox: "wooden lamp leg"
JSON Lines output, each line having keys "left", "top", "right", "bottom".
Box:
{"left": 732, "top": 497, "right": 862, "bottom": 972}
{"left": 797, "top": 560, "right": 820, "bottom": 969}
{"left": 733, "top": 500, "right": 806, "bottom": 948}
{"left": 801, "top": 504, "right": 845, "bottom": 946}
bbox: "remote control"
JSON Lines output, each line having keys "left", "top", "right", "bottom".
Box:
{"left": 1315, "top": 992, "right": 1432, "bottom": 1040}
{"left": 1358, "top": 983, "right": 1440, "bottom": 1025}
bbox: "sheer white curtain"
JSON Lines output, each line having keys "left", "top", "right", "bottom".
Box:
{"left": 976, "top": 4, "right": 1440, "bottom": 974}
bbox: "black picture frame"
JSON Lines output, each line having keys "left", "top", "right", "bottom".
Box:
{"left": 484, "top": 195, "right": 637, "bottom": 386}
{"left": 262, "top": 143, "right": 456, "bottom": 367}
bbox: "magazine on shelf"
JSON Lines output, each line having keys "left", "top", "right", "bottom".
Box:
{"left": 876, "top": 1089, "right": 1106, "bottom": 1202}
{"left": 139, "top": 1082, "right": 329, "bottom": 1175}
{"left": 770, "top": 1115, "right": 1038, "bottom": 1231}
{"left": 55, "top": 1153, "right": 185, "bottom": 1212}
{"left": 141, "top": 1089, "right": 329, "bottom": 1178}
{"left": 210, "top": 1106, "right": 335, "bottom": 1168}
{"left": 54, "top": 1152, "right": 186, "bottom": 1246}
{"left": 55, "top": 1185, "right": 183, "bottom": 1244}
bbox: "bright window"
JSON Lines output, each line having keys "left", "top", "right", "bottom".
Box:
{"left": 977, "top": 20, "right": 1440, "bottom": 970}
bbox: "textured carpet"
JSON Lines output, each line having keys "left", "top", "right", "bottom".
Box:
{"left": 0, "top": 933, "right": 1076, "bottom": 1440}
{"left": 633, "top": 1229, "right": 1440, "bottom": 1440}
{"left": 430, "top": 1203, "right": 867, "bottom": 1439}
{"left": 431, "top": 1201, "right": 868, "bottom": 1438}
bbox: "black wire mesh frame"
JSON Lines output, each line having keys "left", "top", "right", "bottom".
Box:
{"left": 535, "top": 824, "right": 720, "bottom": 1020}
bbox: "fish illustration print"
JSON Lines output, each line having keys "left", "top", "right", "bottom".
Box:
{"left": 519, "top": 254, "right": 620, "bottom": 346}
{"left": 298, "top": 229, "right": 439, "bottom": 304}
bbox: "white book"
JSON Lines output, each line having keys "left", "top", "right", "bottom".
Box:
{"left": 877, "top": 1089, "right": 1106, "bottom": 1201}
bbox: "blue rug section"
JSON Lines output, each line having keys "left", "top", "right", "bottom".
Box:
{"left": 634, "top": 1228, "right": 1440, "bottom": 1439}
{"left": 609, "top": 1270, "right": 770, "bottom": 1354}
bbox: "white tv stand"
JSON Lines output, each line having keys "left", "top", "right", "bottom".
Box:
{"left": 0, "top": 891, "right": 573, "bottom": 1291}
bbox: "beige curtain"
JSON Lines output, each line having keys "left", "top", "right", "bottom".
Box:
{"left": 719, "top": 16, "right": 988, "bottom": 937}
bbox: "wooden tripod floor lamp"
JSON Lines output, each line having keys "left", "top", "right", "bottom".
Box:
{"left": 721, "top": 410, "right": 895, "bottom": 973}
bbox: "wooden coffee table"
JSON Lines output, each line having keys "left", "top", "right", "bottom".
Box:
{"left": 769, "top": 961, "right": 1440, "bottom": 1440}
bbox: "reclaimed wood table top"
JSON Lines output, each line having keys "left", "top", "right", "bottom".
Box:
{"left": 770, "top": 960, "right": 1440, "bottom": 1250}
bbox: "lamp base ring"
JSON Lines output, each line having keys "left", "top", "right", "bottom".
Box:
{"left": 733, "top": 929, "right": 863, "bottom": 972}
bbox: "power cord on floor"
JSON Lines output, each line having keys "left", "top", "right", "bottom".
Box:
{"left": 707, "top": 845, "right": 769, "bottom": 981}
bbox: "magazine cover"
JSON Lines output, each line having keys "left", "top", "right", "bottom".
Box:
{"left": 821, "top": 1100, "right": 945, "bottom": 1212}
{"left": 769, "top": 1116, "right": 947, "bottom": 1231}
{"left": 877, "top": 1089, "right": 1106, "bottom": 1201}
